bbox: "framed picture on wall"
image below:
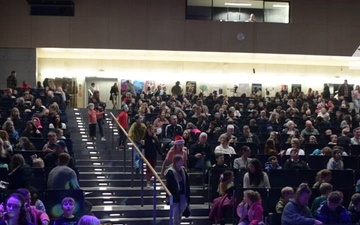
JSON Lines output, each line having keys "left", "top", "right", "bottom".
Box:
{"left": 251, "top": 83, "right": 262, "bottom": 97}
{"left": 280, "top": 84, "right": 288, "bottom": 96}
{"left": 133, "top": 80, "right": 145, "bottom": 94}
{"left": 186, "top": 81, "right": 196, "bottom": 95}
{"left": 144, "top": 80, "right": 156, "bottom": 93}
{"left": 120, "top": 79, "right": 127, "bottom": 95}
{"left": 238, "top": 83, "right": 251, "bottom": 96}
{"left": 291, "top": 84, "right": 302, "bottom": 93}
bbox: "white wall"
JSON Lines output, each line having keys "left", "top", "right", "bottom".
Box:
{"left": 38, "top": 57, "right": 360, "bottom": 106}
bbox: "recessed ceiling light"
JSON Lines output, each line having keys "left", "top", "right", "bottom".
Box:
{"left": 273, "top": 4, "right": 289, "bottom": 8}
{"left": 225, "top": 3, "right": 252, "bottom": 6}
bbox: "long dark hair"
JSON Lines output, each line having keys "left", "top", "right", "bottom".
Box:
{"left": 249, "top": 159, "right": 264, "bottom": 187}
{"left": 4, "top": 193, "right": 29, "bottom": 225}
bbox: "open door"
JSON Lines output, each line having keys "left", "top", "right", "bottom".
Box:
{"left": 84, "top": 77, "right": 119, "bottom": 109}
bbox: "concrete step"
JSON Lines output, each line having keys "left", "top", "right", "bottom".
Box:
{"left": 86, "top": 194, "right": 205, "bottom": 205}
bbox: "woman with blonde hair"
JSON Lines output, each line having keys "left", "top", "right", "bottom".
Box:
{"left": 237, "top": 190, "right": 264, "bottom": 225}
{"left": 0, "top": 130, "right": 13, "bottom": 152}
{"left": 2, "top": 120, "right": 19, "bottom": 140}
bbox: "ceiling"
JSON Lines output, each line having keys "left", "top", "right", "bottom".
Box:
{"left": 37, "top": 48, "right": 356, "bottom": 67}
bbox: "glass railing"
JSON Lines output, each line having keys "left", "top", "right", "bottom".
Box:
{"left": 186, "top": 0, "right": 290, "bottom": 23}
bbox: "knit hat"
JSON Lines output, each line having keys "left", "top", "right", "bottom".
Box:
{"left": 55, "top": 140, "right": 67, "bottom": 149}
{"left": 174, "top": 135, "right": 185, "bottom": 145}
{"left": 121, "top": 103, "right": 128, "bottom": 111}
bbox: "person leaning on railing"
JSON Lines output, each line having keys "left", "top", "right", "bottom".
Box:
{"left": 164, "top": 154, "right": 190, "bottom": 225}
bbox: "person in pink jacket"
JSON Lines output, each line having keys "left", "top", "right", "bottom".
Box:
{"left": 16, "top": 188, "right": 50, "bottom": 225}
{"left": 236, "top": 190, "right": 264, "bottom": 225}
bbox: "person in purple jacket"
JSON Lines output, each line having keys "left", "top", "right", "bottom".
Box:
{"left": 281, "top": 183, "right": 323, "bottom": 225}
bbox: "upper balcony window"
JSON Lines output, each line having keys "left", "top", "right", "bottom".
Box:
{"left": 186, "top": 0, "right": 290, "bottom": 24}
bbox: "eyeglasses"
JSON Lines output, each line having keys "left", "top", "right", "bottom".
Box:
{"left": 7, "top": 203, "right": 21, "bottom": 209}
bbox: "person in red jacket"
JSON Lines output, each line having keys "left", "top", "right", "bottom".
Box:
{"left": 116, "top": 104, "right": 129, "bottom": 148}
{"left": 19, "top": 80, "right": 31, "bottom": 89}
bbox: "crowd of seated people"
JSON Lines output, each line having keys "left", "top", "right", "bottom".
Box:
{"left": 0, "top": 78, "right": 89, "bottom": 223}
{"left": 118, "top": 80, "right": 360, "bottom": 224}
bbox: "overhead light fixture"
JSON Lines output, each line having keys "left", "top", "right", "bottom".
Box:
{"left": 225, "top": 3, "right": 252, "bottom": 6}
{"left": 273, "top": 4, "right": 289, "bottom": 8}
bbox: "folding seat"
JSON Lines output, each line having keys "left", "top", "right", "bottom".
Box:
{"left": 32, "top": 168, "right": 46, "bottom": 190}
{"left": 268, "top": 188, "right": 282, "bottom": 213}
{"left": 267, "top": 170, "right": 300, "bottom": 188}
{"left": 306, "top": 155, "right": 331, "bottom": 170}
{"left": 235, "top": 142, "right": 258, "bottom": 156}
{"left": 331, "top": 170, "right": 355, "bottom": 189}
{"left": 297, "top": 170, "right": 318, "bottom": 187}
{"left": 29, "top": 138, "right": 46, "bottom": 150}
{"left": 342, "top": 156, "right": 359, "bottom": 170}
{"left": 304, "top": 144, "right": 326, "bottom": 155}
{"left": 350, "top": 145, "right": 360, "bottom": 156}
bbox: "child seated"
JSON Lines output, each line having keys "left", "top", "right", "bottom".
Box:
{"left": 311, "top": 182, "right": 333, "bottom": 216}
{"left": 218, "top": 170, "right": 234, "bottom": 196}
{"left": 349, "top": 193, "right": 360, "bottom": 224}
{"left": 315, "top": 191, "right": 351, "bottom": 224}
{"left": 237, "top": 190, "right": 264, "bottom": 225}
{"left": 275, "top": 186, "right": 294, "bottom": 213}
{"left": 211, "top": 153, "right": 229, "bottom": 169}
{"left": 53, "top": 197, "right": 80, "bottom": 225}
{"left": 264, "top": 156, "right": 282, "bottom": 172}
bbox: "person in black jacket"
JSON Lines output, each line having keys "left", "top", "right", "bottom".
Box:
{"left": 143, "top": 124, "right": 160, "bottom": 188}
{"left": 189, "top": 132, "right": 211, "bottom": 169}
{"left": 8, "top": 154, "right": 34, "bottom": 190}
{"left": 165, "top": 155, "right": 190, "bottom": 225}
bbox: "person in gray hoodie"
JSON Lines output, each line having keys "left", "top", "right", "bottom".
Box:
{"left": 282, "top": 183, "right": 323, "bottom": 225}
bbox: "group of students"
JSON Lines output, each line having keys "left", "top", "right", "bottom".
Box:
{"left": 212, "top": 182, "right": 360, "bottom": 225}
{"left": 0, "top": 188, "right": 99, "bottom": 225}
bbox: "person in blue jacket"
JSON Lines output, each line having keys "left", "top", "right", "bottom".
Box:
{"left": 315, "top": 191, "right": 351, "bottom": 224}
{"left": 282, "top": 183, "right": 323, "bottom": 225}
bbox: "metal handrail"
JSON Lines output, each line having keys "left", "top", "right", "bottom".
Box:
{"left": 109, "top": 112, "right": 174, "bottom": 225}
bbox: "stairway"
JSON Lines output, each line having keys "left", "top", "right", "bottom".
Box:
{"left": 66, "top": 108, "right": 213, "bottom": 225}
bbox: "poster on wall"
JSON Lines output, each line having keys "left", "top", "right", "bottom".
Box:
{"left": 143, "top": 80, "right": 156, "bottom": 93}
{"left": 226, "top": 84, "right": 239, "bottom": 96}
{"left": 238, "top": 83, "right": 251, "bottom": 96}
{"left": 280, "top": 84, "right": 288, "bottom": 96}
{"left": 133, "top": 80, "right": 145, "bottom": 94}
{"left": 264, "top": 86, "right": 275, "bottom": 97}
{"left": 212, "top": 85, "right": 224, "bottom": 96}
{"left": 120, "top": 79, "right": 128, "bottom": 94}
{"left": 198, "top": 83, "right": 209, "bottom": 95}
{"left": 291, "top": 84, "right": 302, "bottom": 93}
{"left": 251, "top": 83, "right": 262, "bottom": 97}
{"left": 186, "top": 81, "right": 197, "bottom": 95}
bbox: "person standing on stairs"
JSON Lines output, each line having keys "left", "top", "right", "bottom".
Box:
{"left": 88, "top": 90, "right": 106, "bottom": 141}
{"left": 128, "top": 114, "right": 147, "bottom": 174}
{"left": 143, "top": 124, "right": 161, "bottom": 188}
{"left": 116, "top": 104, "right": 129, "bottom": 149}
{"left": 161, "top": 136, "right": 188, "bottom": 177}
{"left": 109, "top": 83, "right": 119, "bottom": 109}
{"left": 165, "top": 154, "right": 190, "bottom": 225}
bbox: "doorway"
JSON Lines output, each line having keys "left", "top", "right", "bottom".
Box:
{"left": 84, "top": 77, "right": 119, "bottom": 109}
